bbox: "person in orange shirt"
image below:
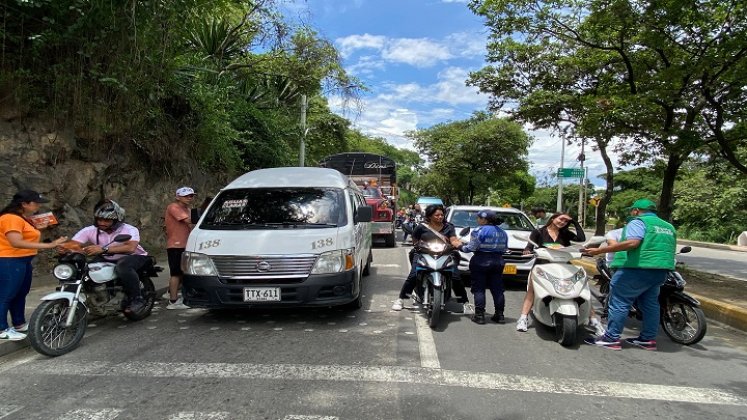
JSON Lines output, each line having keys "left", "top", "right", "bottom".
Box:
{"left": 0, "top": 190, "right": 67, "bottom": 341}
{"left": 163, "top": 187, "right": 196, "bottom": 309}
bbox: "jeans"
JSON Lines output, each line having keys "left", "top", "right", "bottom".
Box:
{"left": 469, "top": 253, "right": 505, "bottom": 314}
{"left": 0, "top": 256, "right": 35, "bottom": 330}
{"left": 606, "top": 268, "right": 667, "bottom": 340}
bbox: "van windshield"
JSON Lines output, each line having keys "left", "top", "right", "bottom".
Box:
{"left": 200, "top": 188, "right": 347, "bottom": 229}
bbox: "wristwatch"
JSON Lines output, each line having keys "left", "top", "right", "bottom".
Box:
{"left": 102, "top": 246, "right": 109, "bottom": 254}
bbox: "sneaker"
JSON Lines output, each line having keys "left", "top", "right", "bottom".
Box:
{"left": 584, "top": 334, "right": 622, "bottom": 350}
{"left": 14, "top": 323, "right": 28, "bottom": 332}
{"left": 490, "top": 313, "right": 505, "bottom": 324}
{"left": 471, "top": 312, "right": 486, "bottom": 325}
{"left": 624, "top": 337, "right": 657, "bottom": 351}
{"left": 588, "top": 317, "right": 605, "bottom": 336}
{"left": 125, "top": 297, "right": 146, "bottom": 314}
{"left": 0, "top": 328, "right": 27, "bottom": 341}
{"left": 516, "top": 316, "right": 529, "bottom": 332}
{"left": 161, "top": 291, "right": 182, "bottom": 300}
{"left": 391, "top": 299, "right": 403, "bottom": 311}
{"left": 462, "top": 303, "right": 475, "bottom": 315}
{"left": 166, "top": 297, "right": 190, "bottom": 310}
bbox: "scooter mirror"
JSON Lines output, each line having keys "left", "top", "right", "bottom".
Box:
{"left": 679, "top": 246, "right": 692, "bottom": 254}
{"left": 112, "top": 234, "right": 132, "bottom": 243}
{"left": 459, "top": 227, "right": 470, "bottom": 236}
{"left": 582, "top": 236, "right": 607, "bottom": 248}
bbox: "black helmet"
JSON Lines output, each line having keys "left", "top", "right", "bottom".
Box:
{"left": 93, "top": 199, "right": 125, "bottom": 230}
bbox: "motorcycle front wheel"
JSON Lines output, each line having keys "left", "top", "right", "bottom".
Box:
{"left": 661, "top": 303, "right": 707, "bottom": 345}
{"left": 28, "top": 299, "right": 88, "bottom": 357}
{"left": 428, "top": 287, "right": 443, "bottom": 329}
{"left": 554, "top": 313, "right": 578, "bottom": 347}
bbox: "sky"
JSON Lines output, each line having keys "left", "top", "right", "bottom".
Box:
{"left": 281, "top": 0, "right": 611, "bottom": 187}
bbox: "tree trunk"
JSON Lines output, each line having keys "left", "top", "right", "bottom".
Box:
{"left": 595, "top": 139, "right": 614, "bottom": 235}
{"left": 659, "top": 153, "right": 685, "bottom": 221}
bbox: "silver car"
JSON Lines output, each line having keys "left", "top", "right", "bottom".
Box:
{"left": 444, "top": 205, "right": 536, "bottom": 281}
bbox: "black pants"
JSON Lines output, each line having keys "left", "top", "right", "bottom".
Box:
{"left": 399, "top": 250, "right": 468, "bottom": 302}
{"left": 112, "top": 255, "right": 149, "bottom": 300}
{"left": 469, "top": 252, "right": 505, "bottom": 314}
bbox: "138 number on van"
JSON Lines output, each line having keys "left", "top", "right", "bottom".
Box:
{"left": 311, "top": 238, "right": 334, "bottom": 250}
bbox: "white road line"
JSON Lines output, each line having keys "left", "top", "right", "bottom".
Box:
{"left": 0, "top": 406, "right": 22, "bottom": 419}
{"left": 283, "top": 416, "right": 339, "bottom": 420}
{"left": 405, "top": 248, "right": 441, "bottom": 369}
{"left": 58, "top": 408, "right": 123, "bottom": 420}
{"left": 22, "top": 360, "right": 747, "bottom": 407}
{"left": 370, "top": 264, "right": 400, "bottom": 268}
{"left": 168, "top": 412, "right": 230, "bottom": 419}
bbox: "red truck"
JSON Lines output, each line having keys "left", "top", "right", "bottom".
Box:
{"left": 319, "top": 152, "right": 397, "bottom": 247}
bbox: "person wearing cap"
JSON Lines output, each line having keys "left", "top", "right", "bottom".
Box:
{"left": 0, "top": 190, "right": 68, "bottom": 341}
{"left": 582, "top": 198, "right": 676, "bottom": 351}
{"left": 163, "top": 187, "right": 196, "bottom": 310}
{"left": 459, "top": 210, "right": 509, "bottom": 324}
{"left": 516, "top": 212, "right": 587, "bottom": 332}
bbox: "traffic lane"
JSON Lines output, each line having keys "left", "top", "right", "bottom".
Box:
{"left": 4, "top": 355, "right": 747, "bottom": 420}
{"left": 430, "top": 280, "right": 747, "bottom": 397}
{"left": 677, "top": 245, "right": 747, "bottom": 280}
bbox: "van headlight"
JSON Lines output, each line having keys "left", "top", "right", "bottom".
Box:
{"left": 182, "top": 252, "right": 218, "bottom": 276}
{"left": 53, "top": 264, "right": 76, "bottom": 281}
{"left": 312, "top": 248, "right": 355, "bottom": 274}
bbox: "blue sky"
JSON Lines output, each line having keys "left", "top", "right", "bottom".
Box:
{"left": 282, "top": 0, "right": 610, "bottom": 186}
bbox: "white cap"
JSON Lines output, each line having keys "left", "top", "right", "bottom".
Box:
{"left": 176, "top": 187, "right": 195, "bottom": 197}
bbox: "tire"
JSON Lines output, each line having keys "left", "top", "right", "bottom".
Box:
{"left": 428, "top": 287, "right": 443, "bottom": 329}
{"left": 385, "top": 232, "right": 396, "bottom": 247}
{"left": 554, "top": 314, "right": 578, "bottom": 347}
{"left": 661, "top": 303, "right": 707, "bottom": 345}
{"left": 362, "top": 251, "right": 372, "bottom": 277}
{"left": 28, "top": 299, "right": 88, "bottom": 357}
{"left": 124, "top": 277, "right": 156, "bottom": 321}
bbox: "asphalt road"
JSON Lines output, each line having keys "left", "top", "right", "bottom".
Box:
{"left": 676, "top": 245, "right": 747, "bottom": 281}
{"left": 2, "top": 243, "right": 747, "bottom": 419}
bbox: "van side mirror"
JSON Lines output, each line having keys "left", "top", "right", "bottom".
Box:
{"left": 191, "top": 208, "right": 201, "bottom": 224}
{"left": 355, "top": 206, "right": 373, "bottom": 223}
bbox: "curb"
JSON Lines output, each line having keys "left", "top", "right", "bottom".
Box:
{"left": 0, "top": 286, "right": 169, "bottom": 359}
{"left": 570, "top": 258, "right": 747, "bottom": 332}
{"left": 676, "top": 239, "right": 747, "bottom": 253}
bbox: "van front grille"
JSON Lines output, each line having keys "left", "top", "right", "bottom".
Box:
{"left": 210, "top": 255, "right": 317, "bottom": 282}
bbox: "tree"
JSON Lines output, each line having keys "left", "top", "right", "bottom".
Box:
{"left": 468, "top": 0, "right": 747, "bottom": 221}
{"left": 407, "top": 113, "right": 532, "bottom": 205}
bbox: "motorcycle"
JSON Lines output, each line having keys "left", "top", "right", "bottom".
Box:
{"left": 403, "top": 223, "right": 458, "bottom": 328}
{"left": 592, "top": 246, "right": 707, "bottom": 345}
{"left": 521, "top": 234, "right": 605, "bottom": 346}
{"left": 28, "top": 234, "right": 161, "bottom": 357}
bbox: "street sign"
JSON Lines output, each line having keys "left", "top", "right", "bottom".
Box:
{"left": 557, "top": 168, "right": 585, "bottom": 178}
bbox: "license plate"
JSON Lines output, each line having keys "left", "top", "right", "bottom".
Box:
{"left": 243, "top": 287, "right": 281, "bottom": 302}
{"left": 503, "top": 264, "right": 517, "bottom": 275}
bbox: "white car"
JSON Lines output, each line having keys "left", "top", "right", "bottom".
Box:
{"left": 444, "top": 205, "right": 536, "bottom": 281}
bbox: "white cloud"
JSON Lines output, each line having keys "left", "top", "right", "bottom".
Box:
{"left": 381, "top": 38, "right": 453, "bottom": 67}
{"left": 445, "top": 32, "right": 486, "bottom": 58}
{"left": 336, "top": 34, "right": 387, "bottom": 57}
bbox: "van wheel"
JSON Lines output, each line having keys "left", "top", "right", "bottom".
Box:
{"left": 362, "top": 252, "right": 372, "bottom": 277}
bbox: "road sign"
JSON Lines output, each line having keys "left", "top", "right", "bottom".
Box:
{"left": 557, "top": 168, "right": 585, "bottom": 178}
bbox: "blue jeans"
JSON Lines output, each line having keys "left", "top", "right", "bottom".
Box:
{"left": 606, "top": 268, "right": 667, "bottom": 341}
{"left": 469, "top": 253, "right": 504, "bottom": 314}
{"left": 0, "top": 256, "right": 35, "bottom": 331}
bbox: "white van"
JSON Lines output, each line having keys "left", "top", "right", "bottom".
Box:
{"left": 182, "top": 167, "right": 373, "bottom": 309}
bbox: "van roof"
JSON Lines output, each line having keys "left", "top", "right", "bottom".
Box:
{"left": 224, "top": 167, "right": 354, "bottom": 190}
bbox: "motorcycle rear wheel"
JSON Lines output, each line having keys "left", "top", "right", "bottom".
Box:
{"left": 29, "top": 299, "right": 88, "bottom": 357}
{"left": 661, "top": 303, "right": 707, "bottom": 345}
{"left": 428, "top": 288, "right": 443, "bottom": 329}
{"left": 124, "top": 277, "right": 156, "bottom": 321}
{"left": 554, "top": 314, "right": 578, "bottom": 347}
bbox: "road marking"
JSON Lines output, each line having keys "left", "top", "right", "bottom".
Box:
{"left": 22, "top": 360, "right": 747, "bottom": 407}
{"left": 0, "top": 406, "right": 22, "bottom": 419}
{"left": 57, "top": 408, "right": 123, "bottom": 420}
{"left": 283, "top": 416, "right": 339, "bottom": 420}
{"left": 168, "top": 412, "right": 230, "bottom": 419}
{"left": 371, "top": 264, "right": 400, "bottom": 268}
{"left": 405, "top": 248, "right": 441, "bottom": 369}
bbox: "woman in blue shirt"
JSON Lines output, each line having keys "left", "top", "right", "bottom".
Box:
{"left": 460, "top": 210, "right": 509, "bottom": 324}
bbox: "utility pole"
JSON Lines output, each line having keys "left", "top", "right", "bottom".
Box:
{"left": 556, "top": 139, "right": 565, "bottom": 213}
{"left": 299, "top": 94, "right": 307, "bottom": 167}
{"left": 577, "top": 139, "right": 585, "bottom": 228}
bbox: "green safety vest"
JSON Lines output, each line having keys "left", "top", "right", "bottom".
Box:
{"left": 610, "top": 213, "right": 677, "bottom": 270}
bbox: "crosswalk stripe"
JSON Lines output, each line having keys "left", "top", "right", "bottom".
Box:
{"left": 283, "top": 416, "right": 339, "bottom": 420}
{"left": 58, "top": 408, "right": 123, "bottom": 420}
{"left": 404, "top": 248, "right": 441, "bottom": 369}
{"left": 168, "top": 412, "right": 230, "bottom": 419}
{"left": 19, "top": 360, "right": 747, "bottom": 407}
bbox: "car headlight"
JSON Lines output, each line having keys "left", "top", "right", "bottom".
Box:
{"left": 312, "top": 248, "right": 354, "bottom": 274}
{"left": 53, "top": 264, "right": 76, "bottom": 281}
{"left": 182, "top": 252, "right": 218, "bottom": 276}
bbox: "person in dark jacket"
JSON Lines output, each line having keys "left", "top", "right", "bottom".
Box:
{"left": 459, "top": 210, "right": 509, "bottom": 324}
{"left": 516, "top": 212, "right": 586, "bottom": 332}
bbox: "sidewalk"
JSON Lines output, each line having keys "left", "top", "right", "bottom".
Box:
{"left": 0, "top": 269, "right": 170, "bottom": 358}
{"left": 584, "top": 229, "right": 747, "bottom": 253}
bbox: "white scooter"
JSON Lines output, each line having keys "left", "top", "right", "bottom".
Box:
{"left": 518, "top": 234, "right": 605, "bottom": 346}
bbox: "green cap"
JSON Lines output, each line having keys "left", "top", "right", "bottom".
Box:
{"left": 627, "top": 198, "right": 657, "bottom": 212}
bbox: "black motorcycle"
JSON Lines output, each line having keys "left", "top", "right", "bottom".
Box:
{"left": 592, "top": 246, "right": 707, "bottom": 345}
